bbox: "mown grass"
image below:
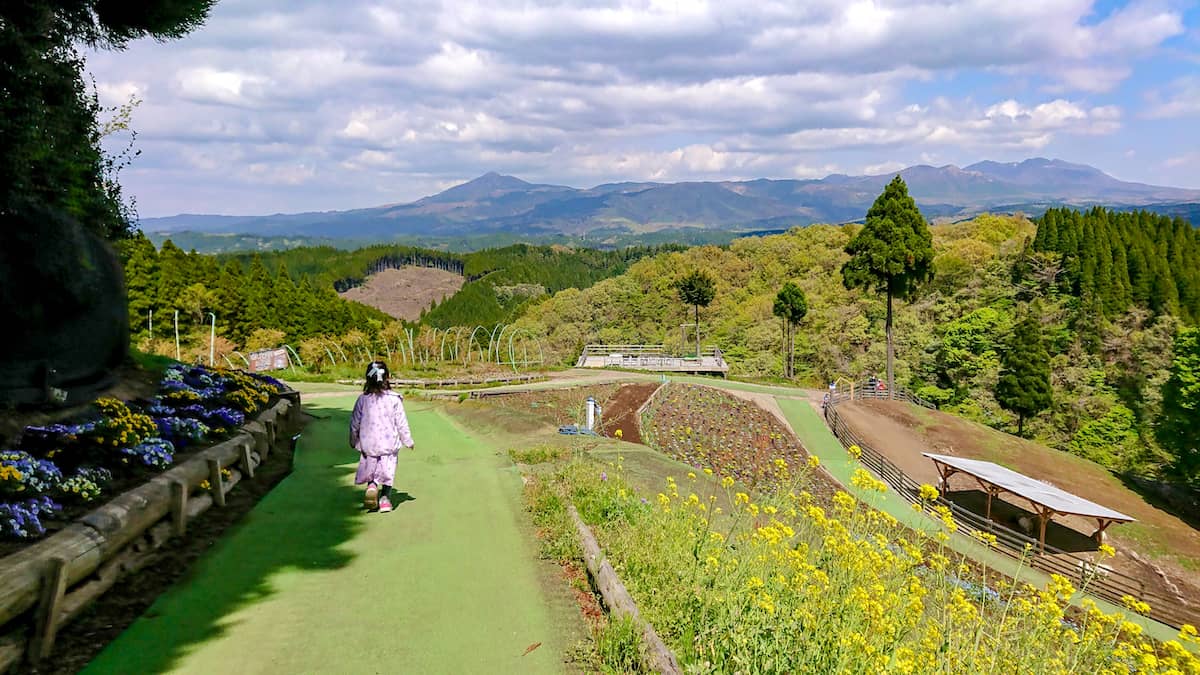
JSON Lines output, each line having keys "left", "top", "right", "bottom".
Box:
{"left": 523, "top": 452, "right": 1200, "bottom": 674}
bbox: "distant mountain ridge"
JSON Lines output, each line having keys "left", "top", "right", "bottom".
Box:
{"left": 141, "top": 158, "right": 1200, "bottom": 238}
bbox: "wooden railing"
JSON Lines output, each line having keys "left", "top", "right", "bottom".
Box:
{"left": 823, "top": 387, "right": 1197, "bottom": 629}
{"left": 0, "top": 394, "right": 305, "bottom": 672}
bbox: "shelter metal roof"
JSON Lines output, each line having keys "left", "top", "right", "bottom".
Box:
{"left": 922, "top": 453, "right": 1134, "bottom": 522}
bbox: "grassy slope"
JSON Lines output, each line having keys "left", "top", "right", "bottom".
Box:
{"left": 84, "top": 396, "right": 581, "bottom": 674}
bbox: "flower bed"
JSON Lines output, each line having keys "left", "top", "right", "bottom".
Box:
{"left": 1, "top": 365, "right": 286, "bottom": 545}
{"left": 641, "top": 384, "right": 813, "bottom": 491}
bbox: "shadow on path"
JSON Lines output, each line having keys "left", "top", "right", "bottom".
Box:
{"left": 82, "top": 398, "right": 365, "bottom": 673}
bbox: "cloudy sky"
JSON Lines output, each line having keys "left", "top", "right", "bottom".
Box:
{"left": 86, "top": 0, "right": 1200, "bottom": 217}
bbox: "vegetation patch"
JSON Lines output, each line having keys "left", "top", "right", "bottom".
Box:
{"left": 642, "top": 383, "right": 820, "bottom": 493}
{"left": 527, "top": 456, "right": 1200, "bottom": 673}
{"left": 509, "top": 444, "right": 574, "bottom": 465}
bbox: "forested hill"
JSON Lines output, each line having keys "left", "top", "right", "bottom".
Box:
{"left": 1031, "top": 208, "right": 1200, "bottom": 323}
{"left": 511, "top": 207, "right": 1199, "bottom": 483}
{"left": 221, "top": 242, "right": 680, "bottom": 329}
{"left": 121, "top": 239, "right": 682, "bottom": 352}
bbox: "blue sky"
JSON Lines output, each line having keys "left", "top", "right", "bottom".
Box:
{"left": 86, "top": 0, "right": 1200, "bottom": 217}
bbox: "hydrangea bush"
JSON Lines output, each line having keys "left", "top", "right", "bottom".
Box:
{"left": 1, "top": 365, "right": 286, "bottom": 540}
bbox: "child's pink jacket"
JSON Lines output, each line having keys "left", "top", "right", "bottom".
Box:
{"left": 349, "top": 391, "right": 414, "bottom": 456}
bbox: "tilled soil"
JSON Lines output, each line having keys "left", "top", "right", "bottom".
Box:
{"left": 598, "top": 383, "right": 660, "bottom": 444}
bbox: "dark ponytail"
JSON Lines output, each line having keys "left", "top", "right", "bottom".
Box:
{"left": 363, "top": 361, "right": 390, "bottom": 394}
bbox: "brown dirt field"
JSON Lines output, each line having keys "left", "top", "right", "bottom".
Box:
{"left": 598, "top": 383, "right": 660, "bottom": 444}
{"left": 338, "top": 266, "right": 464, "bottom": 321}
{"left": 836, "top": 399, "right": 1200, "bottom": 606}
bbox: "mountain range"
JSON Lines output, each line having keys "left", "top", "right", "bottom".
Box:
{"left": 140, "top": 158, "right": 1200, "bottom": 238}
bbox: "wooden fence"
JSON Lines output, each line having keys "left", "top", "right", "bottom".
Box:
{"left": 825, "top": 385, "right": 1197, "bottom": 629}
{"left": 0, "top": 393, "right": 304, "bottom": 672}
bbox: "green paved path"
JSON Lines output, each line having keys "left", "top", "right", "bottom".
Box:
{"left": 85, "top": 396, "right": 578, "bottom": 674}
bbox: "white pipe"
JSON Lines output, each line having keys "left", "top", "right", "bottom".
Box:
{"left": 174, "top": 310, "right": 180, "bottom": 361}
{"left": 208, "top": 312, "right": 216, "bottom": 366}
{"left": 586, "top": 396, "right": 595, "bottom": 431}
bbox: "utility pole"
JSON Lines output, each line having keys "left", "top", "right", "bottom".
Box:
{"left": 173, "top": 311, "right": 180, "bottom": 361}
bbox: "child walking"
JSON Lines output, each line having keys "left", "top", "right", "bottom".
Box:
{"left": 349, "top": 361, "right": 415, "bottom": 513}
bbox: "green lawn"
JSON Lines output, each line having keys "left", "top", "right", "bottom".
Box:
{"left": 84, "top": 396, "right": 581, "bottom": 674}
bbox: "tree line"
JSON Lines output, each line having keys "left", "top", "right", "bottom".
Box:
{"left": 119, "top": 234, "right": 388, "bottom": 350}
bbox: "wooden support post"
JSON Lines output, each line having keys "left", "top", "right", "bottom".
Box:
{"left": 170, "top": 480, "right": 188, "bottom": 536}
{"left": 239, "top": 443, "right": 255, "bottom": 479}
{"left": 986, "top": 490, "right": 994, "bottom": 521}
{"left": 1038, "top": 508, "right": 1050, "bottom": 554}
{"left": 28, "top": 557, "right": 69, "bottom": 663}
{"left": 1093, "top": 519, "right": 1113, "bottom": 544}
{"left": 207, "top": 458, "right": 226, "bottom": 507}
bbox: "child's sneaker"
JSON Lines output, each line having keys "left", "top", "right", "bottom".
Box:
{"left": 363, "top": 483, "right": 379, "bottom": 511}
{"left": 379, "top": 496, "right": 393, "bottom": 513}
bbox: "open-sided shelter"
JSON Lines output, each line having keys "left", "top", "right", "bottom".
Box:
{"left": 923, "top": 453, "right": 1134, "bottom": 552}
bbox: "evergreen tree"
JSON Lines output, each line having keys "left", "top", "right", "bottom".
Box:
{"left": 155, "top": 239, "right": 190, "bottom": 318}
{"left": 118, "top": 232, "right": 158, "bottom": 337}
{"left": 842, "top": 175, "right": 934, "bottom": 395}
{"left": 772, "top": 282, "right": 808, "bottom": 379}
{"left": 1158, "top": 327, "right": 1200, "bottom": 482}
{"left": 995, "top": 316, "right": 1053, "bottom": 437}
{"left": 675, "top": 269, "right": 716, "bottom": 357}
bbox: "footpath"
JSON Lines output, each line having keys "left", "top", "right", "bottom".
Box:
{"left": 83, "top": 395, "right": 578, "bottom": 674}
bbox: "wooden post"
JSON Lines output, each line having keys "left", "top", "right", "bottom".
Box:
{"left": 28, "top": 557, "right": 69, "bottom": 663}
{"left": 170, "top": 480, "right": 188, "bottom": 536}
{"left": 1093, "top": 519, "right": 1113, "bottom": 544}
{"left": 207, "top": 459, "right": 225, "bottom": 507}
{"left": 239, "top": 444, "right": 255, "bottom": 479}
{"left": 985, "top": 490, "right": 994, "bottom": 521}
{"left": 1038, "top": 508, "right": 1050, "bottom": 553}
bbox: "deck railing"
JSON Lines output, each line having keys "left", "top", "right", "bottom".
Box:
{"left": 823, "top": 385, "right": 1197, "bottom": 629}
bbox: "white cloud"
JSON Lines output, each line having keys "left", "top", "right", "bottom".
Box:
{"left": 1144, "top": 77, "right": 1200, "bottom": 119}
{"left": 864, "top": 161, "right": 906, "bottom": 174}
{"left": 175, "top": 67, "right": 269, "bottom": 107}
{"left": 79, "top": 0, "right": 1187, "bottom": 215}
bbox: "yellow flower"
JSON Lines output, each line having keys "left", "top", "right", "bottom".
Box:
{"left": 703, "top": 467, "right": 713, "bottom": 476}
{"left": 918, "top": 484, "right": 940, "bottom": 501}
{"left": 806, "top": 455, "right": 820, "bottom": 468}
{"left": 721, "top": 476, "right": 734, "bottom": 488}
{"left": 687, "top": 472, "right": 696, "bottom": 480}
{"left": 735, "top": 492, "right": 750, "bottom": 505}
{"left": 1099, "top": 543, "right": 1116, "bottom": 557}
{"left": 847, "top": 444, "right": 862, "bottom": 460}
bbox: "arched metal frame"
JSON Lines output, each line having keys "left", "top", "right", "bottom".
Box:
{"left": 466, "top": 326, "right": 488, "bottom": 364}
{"left": 283, "top": 344, "right": 305, "bottom": 368}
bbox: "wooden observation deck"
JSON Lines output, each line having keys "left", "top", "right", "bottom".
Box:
{"left": 575, "top": 344, "right": 729, "bottom": 376}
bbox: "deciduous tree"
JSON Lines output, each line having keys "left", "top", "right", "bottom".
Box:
{"left": 773, "top": 282, "right": 808, "bottom": 379}
{"left": 676, "top": 269, "right": 716, "bottom": 357}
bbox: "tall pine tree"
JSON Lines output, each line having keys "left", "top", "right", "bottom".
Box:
{"left": 1158, "top": 327, "right": 1200, "bottom": 482}
{"left": 842, "top": 175, "right": 934, "bottom": 395}
{"left": 995, "top": 316, "right": 1053, "bottom": 437}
